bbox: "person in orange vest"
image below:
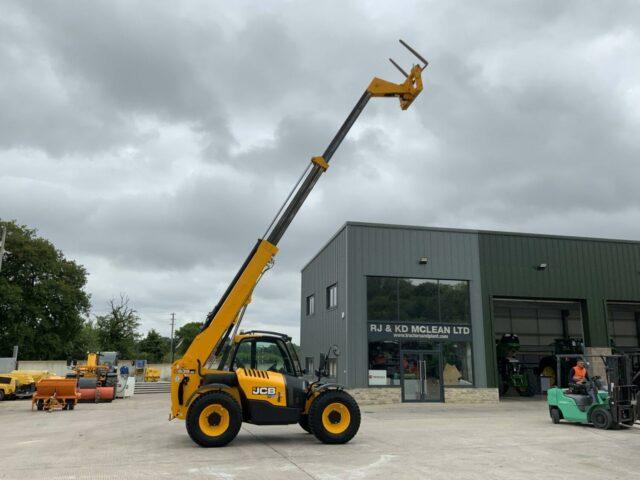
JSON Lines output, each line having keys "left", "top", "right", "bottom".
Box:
{"left": 569, "top": 358, "right": 597, "bottom": 403}
{"left": 570, "top": 359, "right": 589, "bottom": 385}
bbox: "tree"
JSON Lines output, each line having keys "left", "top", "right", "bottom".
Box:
{"left": 95, "top": 295, "right": 140, "bottom": 358}
{"left": 0, "top": 219, "right": 91, "bottom": 359}
{"left": 174, "top": 321, "right": 202, "bottom": 356}
{"left": 137, "top": 329, "right": 170, "bottom": 363}
{"left": 70, "top": 320, "right": 100, "bottom": 359}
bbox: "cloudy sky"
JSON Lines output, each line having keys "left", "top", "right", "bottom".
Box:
{"left": 2, "top": 1, "right": 640, "bottom": 341}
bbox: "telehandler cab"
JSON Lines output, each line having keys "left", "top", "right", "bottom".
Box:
{"left": 170, "top": 40, "right": 428, "bottom": 447}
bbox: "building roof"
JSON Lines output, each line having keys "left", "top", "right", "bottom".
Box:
{"left": 301, "top": 221, "right": 640, "bottom": 271}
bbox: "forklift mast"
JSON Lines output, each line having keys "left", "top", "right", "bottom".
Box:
{"left": 172, "top": 41, "right": 428, "bottom": 418}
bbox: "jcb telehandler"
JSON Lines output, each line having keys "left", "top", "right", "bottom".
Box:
{"left": 170, "top": 40, "right": 428, "bottom": 447}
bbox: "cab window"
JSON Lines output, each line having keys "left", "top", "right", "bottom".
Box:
{"left": 232, "top": 340, "right": 252, "bottom": 370}
{"left": 255, "top": 340, "right": 294, "bottom": 375}
{"left": 230, "top": 338, "right": 296, "bottom": 375}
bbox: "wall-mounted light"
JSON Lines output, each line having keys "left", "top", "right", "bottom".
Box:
{"left": 536, "top": 263, "right": 548, "bottom": 271}
{"left": 419, "top": 257, "right": 428, "bottom": 265}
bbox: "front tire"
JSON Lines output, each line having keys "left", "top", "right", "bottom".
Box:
{"left": 591, "top": 408, "right": 613, "bottom": 430}
{"left": 550, "top": 407, "right": 561, "bottom": 424}
{"left": 186, "top": 391, "right": 242, "bottom": 447}
{"left": 309, "top": 390, "right": 360, "bottom": 444}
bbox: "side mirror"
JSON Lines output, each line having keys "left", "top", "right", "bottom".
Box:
{"left": 302, "top": 368, "right": 308, "bottom": 375}
{"left": 332, "top": 345, "right": 341, "bottom": 357}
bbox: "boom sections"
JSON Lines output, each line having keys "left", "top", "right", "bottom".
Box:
{"left": 178, "top": 40, "right": 428, "bottom": 374}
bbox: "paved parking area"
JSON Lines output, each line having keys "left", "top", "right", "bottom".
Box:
{"left": 0, "top": 394, "right": 638, "bottom": 480}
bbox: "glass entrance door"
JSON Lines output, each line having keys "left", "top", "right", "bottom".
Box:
{"left": 401, "top": 350, "right": 443, "bottom": 402}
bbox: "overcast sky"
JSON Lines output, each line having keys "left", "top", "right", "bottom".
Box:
{"left": 2, "top": 1, "right": 640, "bottom": 341}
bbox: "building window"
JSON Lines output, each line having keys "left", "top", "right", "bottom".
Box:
{"left": 326, "top": 283, "right": 337, "bottom": 309}
{"left": 306, "top": 294, "right": 315, "bottom": 316}
{"left": 305, "top": 356, "right": 315, "bottom": 374}
{"left": 326, "top": 357, "right": 337, "bottom": 378}
{"left": 367, "top": 276, "right": 397, "bottom": 320}
{"left": 368, "top": 341, "right": 400, "bottom": 386}
{"left": 367, "top": 276, "right": 470, "bottom": 323}
{"left": 399, "top": 278, "right": 438, "bottom": 322}
{"left": 442, "top": 341, "right": 473, "bottom": 386}
{"left": 439, "top": 280, "right": 470, "bottom": 323}
{"left": 366, "top": 276, "right": 474, "bottom": 387}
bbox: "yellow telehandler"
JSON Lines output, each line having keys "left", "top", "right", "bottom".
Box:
{"left": 170, "top": 40, "right": 428, "bottom": 447}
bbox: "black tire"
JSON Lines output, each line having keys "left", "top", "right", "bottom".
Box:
{"left": 298, "top": 414, "right": 312, "bottom": 433}
{"left": 66, "top": 400, "right": 75, "bottom": 410}
{"left": 591, "top": 408, "right": 613, "bottom": 430}
{"left": 550, "top": 407, "right": 561, "bottom": 424}
{"left": 308, "top": 390, "right": 360, "bottom": 444}
{"left": 186, "top": 391, "right": 242, "bottom": 447}
{"left": 36, "top": 399, "right": 44, "bottom": 411}
{"left": 0, "top": 390, "right": 5, "bottom": 401}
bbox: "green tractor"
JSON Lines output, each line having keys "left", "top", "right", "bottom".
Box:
{"left": 496, "top": 334, "right": 537, "bottom": 397}
{"left": 547, "top": 354, "right": 639, "bottom": 429}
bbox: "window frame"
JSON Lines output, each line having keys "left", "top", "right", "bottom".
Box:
{"left": 326, "top": 283, "right": 338, "bottom": 310}
{"left": 366, "top": 275, "right": 475, "bottom": 388}
{"left": 306, "top": 294, "right": 315, "bottom": 316}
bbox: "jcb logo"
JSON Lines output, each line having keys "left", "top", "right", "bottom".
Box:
{"left": 252, "top": 386, "right": 276, "bottom": 397}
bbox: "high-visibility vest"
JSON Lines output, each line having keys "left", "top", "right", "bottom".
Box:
{"left": 573, "top": 365, "right": 587, "bottom": 381}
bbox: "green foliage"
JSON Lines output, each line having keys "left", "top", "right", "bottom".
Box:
{"left": 70, "top": 320, "right": 100, "bottom": 358}
{"left": 174, "top": 321, "right": 202, "bottom": 356}
{"left": 137, "top": 329, "right": 170, "bottom": 363}
{"left": 0, "top": 219, "right": 91, "bottom": 359}
{"left": 95, "top": 295, "right": 140, "bottom": 359}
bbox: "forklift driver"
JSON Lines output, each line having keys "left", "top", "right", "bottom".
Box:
{"left": 570, "top": 359, "right": 589, "bottom": 384}
{"left": 569, "top": 359, "right": 597, "bottom": 404}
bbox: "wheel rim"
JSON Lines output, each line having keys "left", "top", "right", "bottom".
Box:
{"left": 199, "top": 404, "right": 230, "bottom": 437}
{"left": 322, "top": 402, "right": 351, "bottom": 434}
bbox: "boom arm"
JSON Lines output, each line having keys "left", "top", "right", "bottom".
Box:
{"left": 171, "top": 41, "right": 428, "bottom": 418}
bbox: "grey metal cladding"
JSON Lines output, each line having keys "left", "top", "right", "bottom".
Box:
{"left": 300, "top": 226, "right": 348, "bottom": 385}
{"left": 344, "top": 222, "right": 486, "bottom": 388}
{"left": 300, "top": 222, "right": 486, "bottom": 389}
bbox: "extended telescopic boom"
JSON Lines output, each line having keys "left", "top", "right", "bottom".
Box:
{"left": 171, "top": 42, "right": 428, "bottom": 411}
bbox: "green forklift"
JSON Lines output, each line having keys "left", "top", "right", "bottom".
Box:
{"left": 547, "top": 354, "right": 639, "bottom": 429}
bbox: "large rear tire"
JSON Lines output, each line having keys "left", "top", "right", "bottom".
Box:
{"left": 309, "top": 390, "right": 360, "bottom": 444}
{"left": 0, "top": 390, "right": 5, "bottom": 401}
{"left": 186, "top": 391, "right": 242, "bottom": 447}
{"left": 298, "top": 414, "right": 312, "bottom": 433}
{"left": 591, "top": 408, "right": 613, "bottom": 430}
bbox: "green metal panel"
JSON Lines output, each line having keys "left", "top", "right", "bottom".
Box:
{"left": 479, "top": 232, "right": 640, "bottom": 388}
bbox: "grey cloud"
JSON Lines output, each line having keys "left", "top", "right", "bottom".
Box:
{"left": 2, "top": 1, "right": 640, "bottom": 339}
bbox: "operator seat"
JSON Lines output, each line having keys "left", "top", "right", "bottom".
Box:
{"left": 563, "top": 388, "right": 593, "bottom": 412}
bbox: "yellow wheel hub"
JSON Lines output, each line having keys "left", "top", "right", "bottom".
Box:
{"left": 322, "top": 402, "right": 351, "bottom": 434}
{"left": 199, "top": 404, "right": 230, "bottom": 437}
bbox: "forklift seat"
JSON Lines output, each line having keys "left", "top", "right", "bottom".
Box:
{"left": 563, "top": 390, "right": 593, "bottom": 412}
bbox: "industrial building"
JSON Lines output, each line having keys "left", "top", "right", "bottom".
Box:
{"left": 300, "top": 222, "right": 640, "bottom": 402}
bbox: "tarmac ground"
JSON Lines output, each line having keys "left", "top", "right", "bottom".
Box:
{"left": 1, "top": 394, "right": 639, "bottom": 480}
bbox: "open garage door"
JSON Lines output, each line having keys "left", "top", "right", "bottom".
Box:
{"left": 607, "top": 302, "right": 640, "bottom": 387}
{"left": 493, "top": 299, "right": 584, "bottom": 396}
{"left": 607, "top": 302, "right": 640, "bottom": 350}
